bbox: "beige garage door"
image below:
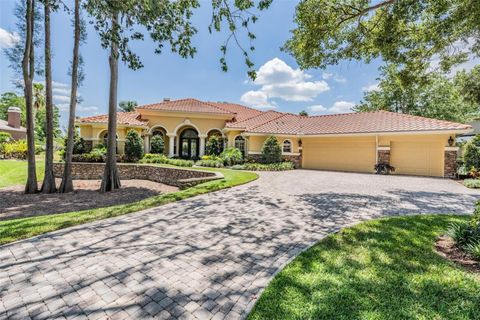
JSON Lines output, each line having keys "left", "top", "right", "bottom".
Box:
{"left": 390, "top": 140, "right": 444, "bottom": 177}
{"left": 302, "top": 138, "right": 376, "bottom": 173}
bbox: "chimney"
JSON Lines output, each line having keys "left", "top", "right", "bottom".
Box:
{"left": 7, "top": 107, "right": 21, "bottom": 129}
{"left": 163, "top": 98, "right": 170, "bottom": 102}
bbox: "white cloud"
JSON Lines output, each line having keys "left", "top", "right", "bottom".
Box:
{"left": 78, "top": 105, "right": 99, "bottom": 112}
{"left": 57, "top": 103, "right": 99, "bottom": 113}
{"left": 53, "top": 87, "right": 70, "bottom": 95}
{"left": 322, "top": 72, "right": 346, "bottom": 83}
{"left": 329, "top": 101, "right": 355, "bottom": 113}
{"left": 307, "top": 101, "right": 356, "bottom": 114}
{"left": 0, "top": 28, "right": 20, "bottom": 48}
{"left": 362, "top": 83, "right": 379, "bottom": 92}
{"left": 308, "top": 104, "right": 327, "bottom": 112}
{"left": 241, "top": 58, "right": 330, "bottom": 107}
{"left": 53, "top": 95, "right": 71, "bottom": 104}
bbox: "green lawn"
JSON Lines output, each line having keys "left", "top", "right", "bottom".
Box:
{"left": 249, "top": 215, "right": 480, "bottom": 320}
{"left": 0, "top": 162, "right": 257, "bottom": 245}
{"left": 0, "top": 159, "right": 44, "bottom": 188}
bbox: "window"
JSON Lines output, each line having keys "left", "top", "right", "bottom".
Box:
{"left": 282, "top": 140, "right": 292, "bottom": 153}
{"left": 234, "top": 136, "right": 246, "bottom": 155}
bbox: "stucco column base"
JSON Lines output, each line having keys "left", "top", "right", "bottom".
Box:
{"left": 167, "top": 133, "right": 176, "bottom": 157}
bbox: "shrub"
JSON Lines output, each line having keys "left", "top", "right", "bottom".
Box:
{"left": 464, "top": 179, "right": 480, "bottom": 189}
{"left": 124, "top": 129, "right": 144, "bottom": 162}
{"left": 261, "top": 136, "right": 282, "bottom": 163}
{"left": 465, "top": 241, "right": 480, "bottom": 260}
{"left": 463, "top": 135, "right": 480, "bottom": 170}
{"left": 242, "top": 161, "right": 295, "bottom": 171}
{"left": 0, "top": 132, "right": 11, "bottom": 144}
{"left": 2, "top": 140, "right": 28, "bottom": 159}
{"left": 150, "top": 134, "right": 164, "bottom": 154}
{"left": 205, "top": 135, "right": 222, "bottom": 156}
{"left": 196, "top": 159, "right": 224, "bottom": 168}
{"left": 140, "top": 153, "right": 193, "bottom": 167}
{"left": 230, "top": 164, "right": 246, "bottom": 170}
{"left": 220, "top": 147, "right": 243, "bottom": 166}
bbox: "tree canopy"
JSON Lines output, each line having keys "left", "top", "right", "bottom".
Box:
{"left": 355, "top": 64, "right": 479, "bottom": 123}
{"left": 118, "top": 100, "right": 137, "bottom": 112}
{"left": 285, "top": 0, "right": 480, "bottom": 75}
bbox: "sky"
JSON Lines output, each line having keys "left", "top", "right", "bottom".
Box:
{"left": 1, "top": 0, "right": 391, "bottom": 128}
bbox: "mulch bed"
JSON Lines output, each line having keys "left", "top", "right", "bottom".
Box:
{"left": 0, "top": 179, "right": 178, "bottom": 221}
{"left": 435, "top": 235, "right": 480, "bottom": 273}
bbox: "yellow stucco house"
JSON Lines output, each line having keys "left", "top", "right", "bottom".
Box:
{"left": 76, "top": 98, "right": 472, "bottom": 178}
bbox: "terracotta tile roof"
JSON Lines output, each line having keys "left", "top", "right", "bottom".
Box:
{"left": 246, "top": 113, "right": 303, "bottom": 135}
{"left": 226, "top": 110, "right": 286, "bottom": 130}
{"left": 137, "top": 98, "right": 234, "bottom": 115}
{"left": 297, "top": 111, "right": 471, "bottom": 135}
{"left": 207, "top": 102, "right": 263, "bottom": 122}
{"left": 78, "top": 112, "right": 148, "bottom": 127}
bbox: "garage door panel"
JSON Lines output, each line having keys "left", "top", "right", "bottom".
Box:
{"left": 390, "top": 141, "right": 443, "bottom": 177}
{"left": 302, "top": 140, "right": 375, "bottom": 173}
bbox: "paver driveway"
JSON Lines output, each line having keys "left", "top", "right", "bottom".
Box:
{"left": 1, "top": 170, "right": 479, "bottom": 320}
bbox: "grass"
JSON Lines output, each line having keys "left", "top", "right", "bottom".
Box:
{"left": 249, "top": 215, "right": 480, "bottom": 320}
{"left": 0, "top": 159, "right": 44, "bottom": 188}
{"left": 0, "top": 162, "right": 257, "bottom": 245}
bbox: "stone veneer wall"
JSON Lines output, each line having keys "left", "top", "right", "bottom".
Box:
{"left": 444, "top": 150, "right": 457, "bottom": 179}
{"left": 53, "top": 162, "right": 222, "bottom": 189}
{"left": 377, "top": 150, "right": 390, "bottom": 164}
{"left": 247, "top": 153, "right": 302, "bottom": 168}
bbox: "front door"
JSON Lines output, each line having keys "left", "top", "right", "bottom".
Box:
{"left": 180, "top": 129, "right": 199, "bottom": 159}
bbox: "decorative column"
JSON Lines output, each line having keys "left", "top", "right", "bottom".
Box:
{"left": 444, "top": 146, "right": 459, "bottom": 178}
{"left": 199, "top": 134, "right": 207, "bottom": 157}
{"left": 144, "top": 134, "right": 150, "bottom": 153}
{"left": 167, "top": 133, "right": 176, "bottom": 157}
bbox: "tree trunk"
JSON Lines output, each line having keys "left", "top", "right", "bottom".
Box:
{"left": 59, "top": 0, "right": 80, "bottom": 193}
{"left": 41, "top": 0, "right": 56, "bottom": 193}
{"left": 100, "top": 12, "right": 121, "bottom": 192}
{"left": 23, "top": 0, "right": 38, "bottom": 194}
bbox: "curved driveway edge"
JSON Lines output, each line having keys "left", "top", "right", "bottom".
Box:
{"left": 1, "top": 170, "right": 478, "bottom": 320}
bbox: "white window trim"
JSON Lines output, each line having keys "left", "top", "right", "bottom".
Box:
{"left": 282, "top": 139, "right": 293, "bottom": 154}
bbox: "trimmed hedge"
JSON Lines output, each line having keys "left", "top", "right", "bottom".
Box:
{"left": 232, "top": 161, "right": 295, "bottom": 171}
{"left": 140, "top": 153, "right": 194, "bottom": 167}
{"left": 464, "top": 179, "right": 480, "bottom": 189}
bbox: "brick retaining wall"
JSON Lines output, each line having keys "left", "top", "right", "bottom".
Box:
{"left": 53, "top": 162, "right": 223, "bottom": 189}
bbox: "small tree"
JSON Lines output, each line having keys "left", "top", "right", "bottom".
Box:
{"left": 150, "top": 134, "right": 164, "bottom": 154}
{"left": 262, "top": 136, "right": 282, "bottom": 163}
{"left": 464, "top": 135, "right": 480, "bottom": 171}
{"left": 124, "top": 129, "right": 143, "bottom": 162}
{"left": 206, "top": 135, "right": 222, "bottom": 156}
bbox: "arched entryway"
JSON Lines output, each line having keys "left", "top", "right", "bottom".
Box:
{"left": 206, "top": 129, "right": 225, "bottom": 155}
{"left": 99, "top": 131, "right": 118, "bottom": 152}
{"left": 150, "top": 128, "right": 167, "bottom": 154}
{"left": 179, "top": 128, "right": 199, "bottom": 159}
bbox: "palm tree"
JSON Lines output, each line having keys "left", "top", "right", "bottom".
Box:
{"left": 23, "top": 0, "right": 38, "bottom": 194}
{"left": 60, "top": 0, "right": 82, "bottom": 193}
{"left": 41, "top": 0, "right": 56, "bottom": 193}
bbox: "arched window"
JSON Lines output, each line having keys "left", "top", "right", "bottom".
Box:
{"left": 282, "top": 139, "right": 292, "bottom": 153}
{"left": 234, "top": 136, "right": 246, "bottom": 156}
{"left": 100, "top": 131, "right": 118, "bottom": 152}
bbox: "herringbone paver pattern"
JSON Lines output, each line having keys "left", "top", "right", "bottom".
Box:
{"left": 1, "top": 171, "right": 478, "bottom": 319}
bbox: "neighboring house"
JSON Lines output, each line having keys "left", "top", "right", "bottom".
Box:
{"left": 458, "top": 119, "right": 480, "bottom": 143}
{"left": 76, "top": 98, "right": 472, "bottom": 178}
{"left": 0, "top": 107, "right": 26, "bottom": 140}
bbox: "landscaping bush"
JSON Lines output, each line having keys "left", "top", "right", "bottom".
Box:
{"left": 230, "top": 164, "right": 246, "bottom": 170}
{"left": 71, "top": 145, "right": 107, "bottom": 163}
{"left": 150, "top": 134, "right": 164, "bottom": 154}
{"left": 2, "top": 140, "right": 28, "bottom": 159}
{"left": 0, "top": 132, "right": 11, "bottom": 144}
{"left": 242, "top": 161, "right": 295, "bottom": 171}
{"left": 463, "top": 135, "right": 480, "bottom": 170}
{"left": 205, "top": 135, "right": 222, "bottom": 156}
{"left": 140, "top": 153, "right": 193, "bottom": 167}
{"left": 124, "top": 129, "right": 144, "bottom": 162}
{"left": 448, "top": 201, "right": 480, "bottom": 261}
{"left": 220, "top": 147, "right": 243, "bottom": 166}
{"left": 464, "top": 179, "right": 480, "bottom": 189}
{"left": 195, "top": 159, "right": 224, "bottom": 168}
{"left": 261, "top": 135, "right": 282, "bottom": 163}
